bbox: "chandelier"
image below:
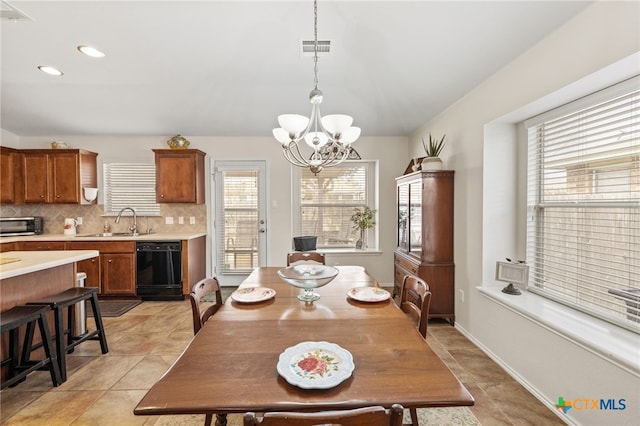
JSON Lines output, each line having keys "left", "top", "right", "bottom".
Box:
{"left": 272, "top": 0, "right": 361, "bottom": 175}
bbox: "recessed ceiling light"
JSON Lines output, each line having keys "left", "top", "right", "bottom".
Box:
{"left": 37, "top": 65, "right": 63, "bottom": 76}
{"left": 77, "top": 45, "right": 105, "bottom": 58}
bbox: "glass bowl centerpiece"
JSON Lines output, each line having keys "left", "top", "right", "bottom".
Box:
{"left": 277, "top": 264, "right": 339, "bottom": 303}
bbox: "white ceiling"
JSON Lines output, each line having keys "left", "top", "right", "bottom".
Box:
{"left": 1, "top": 1, "right": 592, "bottom": 138}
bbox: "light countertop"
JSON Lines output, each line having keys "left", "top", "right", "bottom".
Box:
{"left": 0, "top": 232, "right": 206, "bottom": 243}
{"left": 0, "top": 250, "right": 99, "bottom": 280}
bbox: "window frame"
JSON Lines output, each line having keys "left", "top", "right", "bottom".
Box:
{"left": 292, "top": 160, "right": 378, "bottom": 250}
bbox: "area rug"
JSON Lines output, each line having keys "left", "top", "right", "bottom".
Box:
{"left": 87, "top": 300, "right": 142, "bottom": 317}
{"left": 154, "top": 407, "right": 481, "bottom": 425}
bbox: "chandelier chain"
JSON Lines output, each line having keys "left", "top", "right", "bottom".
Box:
{"left": 313, "top": 0, "right": 319, "bottom": 90}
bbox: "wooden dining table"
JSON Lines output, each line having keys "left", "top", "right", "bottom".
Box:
{"left": 134, "top": 266, "right": 474, "bottom": 425}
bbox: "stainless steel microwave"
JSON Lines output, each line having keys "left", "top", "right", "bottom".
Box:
{"left": 0, "top": 217, "right": 44, "bottom": 236}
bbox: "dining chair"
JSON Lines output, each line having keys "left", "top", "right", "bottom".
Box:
{"left": 399, "top": 274, "right": 431, "bottom": 426}
{"left": 188, "top": 277, "right": 223, "bottom": 335}
{"left": 286, "top": 251, "right": 326, "bottom": 266}
{"left": 243, "top": 404, "right": 404, "bottom": 426}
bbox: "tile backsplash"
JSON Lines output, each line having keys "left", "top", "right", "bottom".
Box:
{"left": 0, "top": 203, "right": 207, "bottom": 235}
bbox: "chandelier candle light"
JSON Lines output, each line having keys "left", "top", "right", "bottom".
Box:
{"left": 272, "top": 0, "right": 361, "bottom": 175}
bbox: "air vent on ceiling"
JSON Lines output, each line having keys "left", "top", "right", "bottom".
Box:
{"left": 301, "top": 40, "right": 331, "bottom": 57}
{"left": 1, "top": 1, "right": 33, "bottom": 21}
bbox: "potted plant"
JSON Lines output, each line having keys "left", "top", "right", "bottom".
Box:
{"left": 421, "top": 133, "right": 446, "bottom": 170}
{"left": 351, "top": 206, "right": 377, "bottom": 249}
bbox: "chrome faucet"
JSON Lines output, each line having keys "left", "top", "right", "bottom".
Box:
{"left": 115, "top": 207, "right": 138, "bottom": 236}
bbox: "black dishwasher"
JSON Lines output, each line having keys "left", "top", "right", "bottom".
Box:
{"left": 136, "top": 241, "right": 183, "bottom": 300}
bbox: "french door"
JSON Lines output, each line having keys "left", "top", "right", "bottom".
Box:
{"left": 212, "top": 160, "right": 267, "bottom": 285}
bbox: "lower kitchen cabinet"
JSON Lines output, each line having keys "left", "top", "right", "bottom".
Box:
{"left": 18, "top": 241, "right": 66, "bottom": 251}
{"left": 67, "top": 241, "right": 136, "bottom": 297}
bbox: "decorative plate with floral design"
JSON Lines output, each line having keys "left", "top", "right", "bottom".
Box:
{"left": 277, "top": 341, "right": 355, "bottom": 389}
{"left": 230, "top": 287, "right": 276, "bottom": 303}
{"left": 347, "top": 287, "right": 391, "bottom": 303}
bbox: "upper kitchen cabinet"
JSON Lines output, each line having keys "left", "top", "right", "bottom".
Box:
{"left": 0, "top": 146, "right": 20, "bottom": 204}
{"left": 22, "top": 149, "right": 98, "bottom": 204}
{"left": 153, "top": 149, "right": 205, "bottom": 204}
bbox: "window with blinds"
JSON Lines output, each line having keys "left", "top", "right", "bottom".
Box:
{"left": 103, "top": 163, "right": 160, "bottom": 216}
{"left": 299, "top": 162, "right": 375, "bottom": 248}
{"left": 525, "top": 76, "right": 639, "bottom": 332}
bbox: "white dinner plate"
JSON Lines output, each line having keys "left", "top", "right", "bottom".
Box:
{"left": 277, "top": 341, "right": 355, "bottom": 389}
{"left": 230, "top": 287, "right": 276, "bottom": 303}
{"left": 347, "top": 287, "right": 391, "bottom": 303}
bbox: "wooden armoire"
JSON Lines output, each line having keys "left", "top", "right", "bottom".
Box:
{"left": 394, "top": 170, "right": 455, "bottom": 324}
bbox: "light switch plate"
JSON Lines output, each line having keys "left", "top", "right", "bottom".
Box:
{"left": 165, "top": 217, "right": 174, "bottom": 225}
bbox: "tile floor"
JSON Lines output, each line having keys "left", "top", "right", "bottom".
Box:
{"left": 1, "top": 296, "right": 565, "bottom": 425}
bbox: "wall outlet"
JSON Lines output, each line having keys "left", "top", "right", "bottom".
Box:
{"left": 178, "top": 216, "right": 184, "bottom": 224}
{"left": 189, "top": 216, "right": 196, "bottom": 224}
{"left": 458, "top": 289, "right": 465, "bottom": 303}
{"left": 165, "top": 216, "right": 174, "bottom": 225}
{"left": 76, "top": 217, "right": 83, "bottom": 225}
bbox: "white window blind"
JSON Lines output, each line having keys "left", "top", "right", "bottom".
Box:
{"left": 215, "top": 170, "right": 259, "bottom": 273}
{"left": 103, "top": 163, "right": 160, "bottom": 216}
{"left": 299, "top": 162, "right": 374, "bottom": 248}
{"left": 525, "top": 77, "right": 640, "bottom": 332}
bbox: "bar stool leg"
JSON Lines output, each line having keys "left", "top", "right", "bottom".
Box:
{"left": 8, "top": 328, "right": 20, "bottom": 384}
{"left": 88, "top": 293, "right": 108, "bottom": 354}
{"left": 52, "top": 306, "right": 67, "bottom": 382}
{"left": 37, "top": 312, "right": 62, "bottom": 386}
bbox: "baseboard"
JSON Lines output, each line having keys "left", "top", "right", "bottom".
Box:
{"left": 454, "top": 323, "right": 574, "bottom": 425}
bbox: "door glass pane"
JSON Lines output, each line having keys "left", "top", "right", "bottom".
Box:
{"left": 409, "top": 181, "right": 422, "bottom": 254}
{"left": 398, "top": 184, "right": 409, "bottom": 249}
{"left": 221, "top": 171, "right": 258, "bottom": 273}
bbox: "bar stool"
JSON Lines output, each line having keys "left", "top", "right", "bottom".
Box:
{"left": 1, "top": 305, "right": 62, "bottom": 389}
{"left": 27, "top": 287, "right": 108, "bottom": 382}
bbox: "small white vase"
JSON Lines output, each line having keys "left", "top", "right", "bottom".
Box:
{"left": 421, "top": 157, "right": 443, "bottom": 170}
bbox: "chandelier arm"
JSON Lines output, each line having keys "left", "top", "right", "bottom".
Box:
{"left": 283, "top": 149, "right": 308, "bottom": 168}
{"left": 284, "top": 143, "right": 309, "bottom": 166}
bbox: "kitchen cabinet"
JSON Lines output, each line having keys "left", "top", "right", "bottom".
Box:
{"left": 22, "top": 149, "right": 97, "bottom": 204}
{"left": 19, "top": 241, "right": 66, "bottom": 251}
{"left": 394, "top": 170, "right": 455, "bottom": 324}
{"left": 0, "top": 146, "right": 20, "bottom": 204}
{"left": 153, "top": 149, "right": 205, "bottom": 204}
{"left": 0, "top": 242, "right": 18, "bottom": 253}
{"left": 66, "top": 241, "right": 136, "bottom": 296}
{"left": 182, "top": 235, "right": 206, "bottom": 295}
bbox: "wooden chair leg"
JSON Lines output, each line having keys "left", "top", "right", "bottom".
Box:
{"left": 410, "top": 407, "right": 419, "bottom": 425}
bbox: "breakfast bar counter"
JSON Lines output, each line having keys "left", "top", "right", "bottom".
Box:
{"left": 0, "top": 250, "right": 99, "bottom": 382}
{"left": 0, "top": 250, "right": 99, "bottom": 309}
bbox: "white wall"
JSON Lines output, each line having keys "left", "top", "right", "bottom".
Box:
{"left": 11, "top": 134, "right": 408, "bottom": 284}
{"left": 409, "top": 2, "right": 640, "bottom": 425}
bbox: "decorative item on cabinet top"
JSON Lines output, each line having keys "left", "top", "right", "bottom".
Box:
{"left": 167, "top": 134, "right": 190, "bottom": 149}
{"left": 51, "top": 141, "right": 68, "bottom": 149}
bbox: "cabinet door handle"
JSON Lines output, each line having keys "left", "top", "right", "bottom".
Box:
{"left": 160, "top": 194, "right": 165, "bottom": 198}
{"left": 108, "top": 259, "right": 112, "bottom": 263}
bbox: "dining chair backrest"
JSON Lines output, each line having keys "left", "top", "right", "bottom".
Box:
{"left": 188, "top": 277, "right": 222, "bottom": 335}
{"left": 243, "top": 404, "right": 404, "bottom": 426}
{"left": 400, "top": 274, "right": 431, "bottom": 338}
{"left": 286, "top": 251, "right": 326, "bottom": 266}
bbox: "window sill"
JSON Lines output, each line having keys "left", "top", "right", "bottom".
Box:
{"left": 478, "top": 285, "right": 640, "bottom": 376}
{"left": 317, "top": 248, "right": 382, "bottom": 255}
